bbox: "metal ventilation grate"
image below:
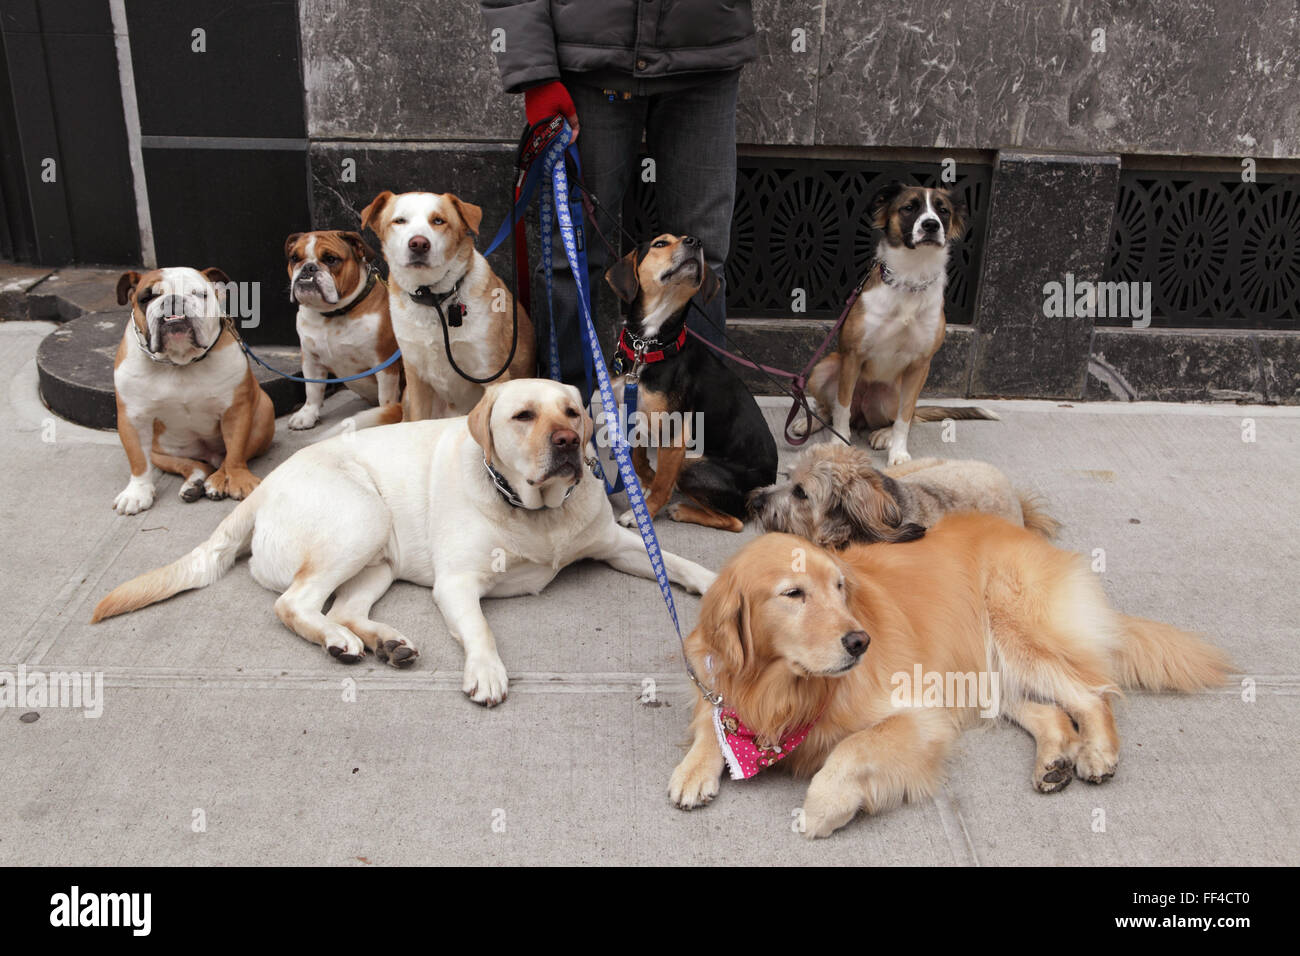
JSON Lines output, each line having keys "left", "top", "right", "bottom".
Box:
{"left": 625, "top": 156, "right": 991, "bottom": 324}
{"left": 1105, "top": 171, "right": 1300, "bottom": 330}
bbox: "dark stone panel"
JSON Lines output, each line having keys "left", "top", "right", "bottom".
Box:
{"left": 969, "top": 151, "right": 1120, "bottom": 400}
{"left": 1257, "top": 334, "right": 1300, "bottom": 405}
{"left": 44, "top": 32, "right": 140, "bottom": 264}
{"left": 34, "top": 0, "right": 112, "bottom": 35}
{"left": 737, "top": 0, "right": 820, "bottom": 146}
{"left": 37, "top": 311, "right": 304, "bottom": 430}
{"left": 815, "top": 0, "right": 1300, "bottom": 158}
{"left": 143, "top": 146, "right": 310, "bottom": 345}
{"left": 300, "top": 0, "right": 517, "bottom": 141}
{"left": 126, "top": 0, "right": 305, "bottom": 139}
{"left": 723, "top": 318, "right": 972, "bottom": 397}
{"left": 309, "top": 140, "right": 522, "bottom": 283}
{"left": 1086, "top": 328, "right": 1266, "bottom": 404}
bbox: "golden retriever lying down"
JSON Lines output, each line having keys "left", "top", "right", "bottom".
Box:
{"left": 669, "top": 513, "right": 1232, "bottom": 839}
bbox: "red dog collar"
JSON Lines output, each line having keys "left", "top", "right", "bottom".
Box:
{"left": 616, "top": 326, "right": 688, "bottom": 365}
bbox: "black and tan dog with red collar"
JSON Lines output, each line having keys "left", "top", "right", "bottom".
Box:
{"left": 604, "top": 233, "right": 777, "bottom": 532}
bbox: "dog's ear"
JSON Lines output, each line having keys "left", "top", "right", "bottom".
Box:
{"left": 284, "top": 233, "right": 304, "bottom": 261}
{"left": 116, "top": 271, "right": 142, "bottom": 306}
{"left": 826, "top": 467, "right": 922, "bottom": 545}
{"left": 467, "top": 384, "right": 500, "bottom": 465}
{"left": 870, "top": 180, "right": 905, "bottom": 230}
{"left": 340, "top": 231, "right": 379, "bottom": 263}
{"left": 200, "top": 267, "right": 231, "bottom": 288}
{"left": 944, "top": 190, "right": 969, "bottom": 242}
{"left": 698, "top": 264, "right": 722, "bottom": 304}
{"left": 360, "top": 191, "right": 394, "bottom": 235}
{"left": 447, "top": 194, "right": 483, "bottom": 238}
{"left": 605, "top": 250, "right": 640, "bottom": 304}
{"left": 693, "top": 562, "right": 754, "bottom": 675}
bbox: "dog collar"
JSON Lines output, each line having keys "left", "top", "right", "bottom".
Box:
{"left": 713, "top": 705, "right": 818, "bottom": 780}
{"left": 410, "top": 276, "right": 467, "bottom": 327}
{"left": 483, "top": 456, "right": 581, "bottom": 510}
{"left": 131, "top": 314, "right": 223, "bottom": 366}
{"left": 319, "top": 267, "right": 383, "bottom": 318}
{"left": 616, "top": 326, "right": 688, "bottom": 366}
{"left": 876, "top": 258, "right": 942, "bottom": 294}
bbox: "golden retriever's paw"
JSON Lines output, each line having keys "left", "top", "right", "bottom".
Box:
{"left": 1074, "top": 744, "right": 1117, "bottom": 784}
{"left": 1034, "top": 755, "right": 1075, "bottom": 793}
{"left": 463, "top": 655, "right": 509, "bottom": 707}
{"left": 374, "top": 636, "right": 419, "bottom": 669}
{"left": 669, "top": 758, "right": 721, "bottom": 810}
{"left": 800, "top": 774, "right": 861, "bottom": 839}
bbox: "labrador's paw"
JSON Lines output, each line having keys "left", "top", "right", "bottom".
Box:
{"left": 463, "top": 655, "right": 509, "bottom": 707}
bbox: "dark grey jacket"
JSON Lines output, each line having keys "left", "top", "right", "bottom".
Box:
{"left": 479, "top": 0, "right": 757, "bottom": 93}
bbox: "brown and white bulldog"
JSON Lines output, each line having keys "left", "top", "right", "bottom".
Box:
{"left": 360, "top": 191, "right": 535, "bottom": 420}
{"left": 111, "top": 267, "right": 275, "bottom": 515}
{"left": 284, "top": 229, "right": 403, "bottom": 430}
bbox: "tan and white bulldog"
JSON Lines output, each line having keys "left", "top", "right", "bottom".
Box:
{"left": 284, "top": 229, "right": 403, "bottom": 430}
{"left": 111, "top": 267, "right": 275, "bottom": 515}
{"left": 360, "top": 191, "right": 535, "bottom": 421}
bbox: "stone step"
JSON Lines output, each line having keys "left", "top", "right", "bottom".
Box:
{"left": 37, "top": 311, "right": 306, "bottom": 430}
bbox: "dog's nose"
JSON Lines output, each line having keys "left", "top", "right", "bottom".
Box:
{"left": 551, "top": 428, "right": 579, "bottom": 449}
{"left": 921, "top": 218, "right": 941, "bottom": 234}
{"left": 299, "top": 261, "right": 318, "bottom": 275}
{"left": 408, "top": 235, "right": 430, "bottom": 254}
{"left": 841, "top": 631, "right": 870, "bottom": 658}
{"left": 747, "top": 489, "right": 768, "bottom": 512}
{"left": 681, "top": 235, "right": 700, "bottom": 247}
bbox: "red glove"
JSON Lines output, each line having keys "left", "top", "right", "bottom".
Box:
{"left": 524, "top": 80, "right": 580, "bottom": 142}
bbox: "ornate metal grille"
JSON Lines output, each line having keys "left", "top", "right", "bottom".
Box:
{"left": 1104, "top": 171, "right": 1300, "bottom": 330}
{"left": 625, "top": 156, "right": 991, "bottom": 323}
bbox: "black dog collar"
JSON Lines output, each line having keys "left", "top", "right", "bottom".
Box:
{"left": 483, "top": 456, "right": 580, "bottom": 510}
{"left": 319, "top": 267, "right": 382, "bottom": 318}
{"left": 410, "top": 276, "right": 467, "bottom": 327}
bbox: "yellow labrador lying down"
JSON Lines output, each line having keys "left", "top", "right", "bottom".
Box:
{"left": 94, "top": 378, "right": 715, "bottom": 706}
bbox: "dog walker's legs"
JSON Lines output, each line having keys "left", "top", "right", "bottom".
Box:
{"left": 149, "top": 446, "right": 214, "bottom": 504}
{"left": 327, "top": 562, "right": 418, "bottom": 668}
{"left": 670, "top": 695, "right": 725, "bottom": 809}
{"left": 1001, "top": 697, "right": 1082, "bottom": 793}
{"left": 432, "top": 573, "right": 508, "bottom": 706}
{"left": 288, "top": 349, "right": 327, "bottom": 430}
{"left": 801, "top": 709, "right": 959, "bottom": 839}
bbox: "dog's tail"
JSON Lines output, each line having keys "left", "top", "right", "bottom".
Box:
{"left": 91, "top": 489, "right": 262, "bottom": 622}
{"left": 912, "top": 405, "right": 1001, "bottom": 423}
{"left": 320, "top": 402, "right": 403, "bottom": 439}
{"left": 1113, "top": 615, "right": 1233, "bottom": 692}
{"left": 1017, "top": 490, "right": 1060, "bottom": 538}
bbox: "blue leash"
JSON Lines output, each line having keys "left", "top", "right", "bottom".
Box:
{"left": 237, "top": 337, "right": 402, "bottom": 385}
{"left": 543, "top": 122, "right": 684, "bottom": 642}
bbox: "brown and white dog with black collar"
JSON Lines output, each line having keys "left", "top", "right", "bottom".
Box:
{"left": 794, "top": 183, "right": 997, "bottom": 466}
{"left": 283, "top": 230, "right": 403, "bottom": 430}
{"left": 110, "top": 267, "right": 275, "bottom": 515}
{"left": 360, "top": 191, "right": 535, "bottom": 420}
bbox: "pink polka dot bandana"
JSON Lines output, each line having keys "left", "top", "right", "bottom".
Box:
{"left": 713, "top": 705, "right": 816, "bottom": 780}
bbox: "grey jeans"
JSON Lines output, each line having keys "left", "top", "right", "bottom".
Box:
{"left": 536, "top": 71, "right": 739, "bottom": 389}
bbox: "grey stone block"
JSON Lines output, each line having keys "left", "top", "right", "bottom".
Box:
{"left": 1258, "top": 333, "right": 1300, "bottom": 404}
{"left": 814, "top": 0, "right": 1300, "bottom": 157}
{"left": 738, "top": 0, "right": 822, "bottom": 146}
{"left": 970, "top": 151, "right": 1120, "bottom": 399}
{"left": 1087, "top": 328, "right": 1266, "bottom": 404}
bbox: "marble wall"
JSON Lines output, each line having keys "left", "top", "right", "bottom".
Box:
{"left": 301, "top": 0, "right": 1300, "bottom": 157}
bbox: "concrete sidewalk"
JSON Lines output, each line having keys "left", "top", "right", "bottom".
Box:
{"left": 1, "top": 318, "right": 1296, "bottom": 866}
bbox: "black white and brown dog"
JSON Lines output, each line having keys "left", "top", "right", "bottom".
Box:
{"left": 794, "top": 183, "right": 997, "bottom": 465}
{"left": 603, "top": 234, "right": 777, "bottom": 532}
